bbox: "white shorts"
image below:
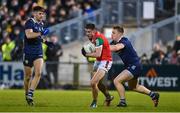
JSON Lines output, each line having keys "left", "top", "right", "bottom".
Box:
{"left": 93, "top": 60, "right": 112, "bottom": 72}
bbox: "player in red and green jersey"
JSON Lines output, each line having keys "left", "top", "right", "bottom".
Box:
{"left": 82, "top": 23, "right": 113, "bottom": 108}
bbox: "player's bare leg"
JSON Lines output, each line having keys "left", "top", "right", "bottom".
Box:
{"left": 128, "top": 78, "right": 151, "bottom": 94}
{"left": 98, "top": 79, "right": 114, "bottom": 106}
{"left": 29, "top": 58, "right": 43, "bottom": 90}
{"left": 128, "top": 78, "right": 159, "bottom": 107}
{"left": 24, "top": 66, "right": 32, "bottom": 95}
{"left": 27, "top": 58, "right": 43, "bottom": 106}
{"left": 91, "top": 72, "right": 114, "bottom": 106}
{"left": 113, "top": 70, "right": 133, "bottom": 107}
{"left": 90, "top": 69, "right": 105, "bottom": 108}
{"left": 24, "top": 66, "right": 33, "bottom": 105}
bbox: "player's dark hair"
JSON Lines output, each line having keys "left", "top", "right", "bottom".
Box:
{"left": 113, "top": 26, "right": 124, "bottom": 33}
{"left": 85, "top": 23, "right": 96, "bottom": 30}
{"left": 32, "top": 6, "right": 46, "bottom": 12}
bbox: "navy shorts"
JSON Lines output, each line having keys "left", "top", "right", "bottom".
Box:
{"left": 126, "top": 64, "right": 142, "bottom": 78}
{"left": 23, "top": 54, "right": 43, "bottom": 67}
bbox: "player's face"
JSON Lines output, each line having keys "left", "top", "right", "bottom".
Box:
{"left": 34, "top": 11, "right": 45, "bottom": 22}
{"left": 111, "top": 29, "right": 121, "bottom": 41}
{"left": 85, "top": 29, "right": 94, "bottom": 40}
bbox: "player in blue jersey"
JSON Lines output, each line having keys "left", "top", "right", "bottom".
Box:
{"left": 110, "top": 26, "right": 159, "bottom": 107}
{"left": 23, "top": 6, "right": 50, "bottom": 106}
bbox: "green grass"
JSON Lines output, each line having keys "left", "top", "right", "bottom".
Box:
{"left": 0, "top": 90, "right": 180, "bottom": 112}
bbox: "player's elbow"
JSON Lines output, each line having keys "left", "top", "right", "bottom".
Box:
{"left": 25, "top": 32, "right": 34, "bottom": 38}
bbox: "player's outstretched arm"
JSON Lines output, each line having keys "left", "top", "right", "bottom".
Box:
{"left": 110, "top": 43, "right": 125, "bottom": 52}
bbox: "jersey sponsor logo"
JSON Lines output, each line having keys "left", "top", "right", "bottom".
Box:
{"left": 131, "top": 65, "right": 136, "bottom": 70}
{"left": 127, "top": 65, "right": 136, "bottom": 70}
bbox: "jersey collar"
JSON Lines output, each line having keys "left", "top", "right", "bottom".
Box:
{"left": 117, "top": 35, "right": 124, "bottom": 42}
{"left": 93, "top": 31, "right": 100, "bottom": 38}
{"left": 31, "top": 17, "right": 43, "bottom": 25}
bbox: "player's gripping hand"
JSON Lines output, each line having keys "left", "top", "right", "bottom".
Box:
{"left": 41, "top": 28, "right": 49, "bottom": 36}
{"left": 81, "top": 48, "right": 86, "bottom": 57}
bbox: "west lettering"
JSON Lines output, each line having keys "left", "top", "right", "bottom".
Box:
{"left": 146, "top": 78, "right": 157, "bottom": 86}
{"left": 139, "top": 77, "right": 178, "bottom": 87}
{"left": 157, "top": 77, "right": 163, "bottom": 87}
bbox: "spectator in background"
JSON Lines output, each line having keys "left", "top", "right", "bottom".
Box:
{"left": 169, "top": 35, "right": 180, "bottom": 64}
{"left": 165, "top": 45, "right": 173, "bottom": 63}
{"left": 57, "top": 7, "right": 69, "bottom": 23}
{"left": 173, "top": 35, "right": 180, "bottom": 53}
{"left": 1, "top": 36, "right": 15, "bottom": 61}
{"left": 69, "top": 4, "right": 82, "bottom": 18}
{"left": 46, "top": 35, "right": 63, "bottom": 89}
{"left": 11, "top": 27, "right": 24, "bottom": 61}
{"left": 83, "top": 2, "right": 94, "bottom": 15}
{"left": 177, "top": 50, "right": 180, "bottom": 65}
{"left": 141, "top": 53, "right": 150, "bottom": 64}
{"left": 150, "top": 43, "right": 161, "bottom": 64}
{"left": 156, "top": 50, "right": 168, "bottom": 65}
{"left": 170, "top": 51, "right": 177, "bottom": 64}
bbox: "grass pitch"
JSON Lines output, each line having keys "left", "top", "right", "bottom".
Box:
{"left": 0, "top": 90, "right": 180, "bottom": 112}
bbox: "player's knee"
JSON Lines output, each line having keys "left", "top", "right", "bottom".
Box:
{"left": 35, "top": 71, "right": 42, "bottom": 77}
{"left": 90, "top": 80, "right": 97, "bottom": 88}
{"left": 24, "top": 75, "right": 31, "bottom": 81}
{"left": 113, "top": 78, "right": 121, "bottom": 86}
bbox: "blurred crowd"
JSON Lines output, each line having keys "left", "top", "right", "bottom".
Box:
{"left": 0, "top": 0, "right": 101, "bottom": 61}
{"left": 140, "top": 35, "right": 180, "bottom": 65}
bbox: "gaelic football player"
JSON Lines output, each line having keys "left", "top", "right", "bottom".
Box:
{"left": 82, "top": 23, "right": 114, "bottom": 108}
{"left": 23, "top": 6, "right": 50, "bottom": 106}
{"left": 110, "top": 26, "right": 159, "bottom": 107}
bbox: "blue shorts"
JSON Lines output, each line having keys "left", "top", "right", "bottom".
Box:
{"left": 126, "top": 64, "right": 142, "bottom": 78}
{"left": 23, "top": 54, "right": 43, "bottom": 67}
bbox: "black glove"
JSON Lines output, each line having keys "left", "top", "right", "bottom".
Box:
{"left": 81, "top": 47, "right": 86, "bottom": 57}
{"left": 45, "top": 41, "right": 54, "bottom": 48}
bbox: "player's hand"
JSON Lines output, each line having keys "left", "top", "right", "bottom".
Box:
{"left": 81, "top": 48, "right": 86, "bottom": 57}
{"left": 41, "top": 28, "right": 49, "bottom": 36}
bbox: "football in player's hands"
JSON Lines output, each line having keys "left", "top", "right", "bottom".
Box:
{"left": 81, "top": 47, "right": 86, "bottom": 57}
{"left": 83, "top": 42, "right": 95, "bottom": 54}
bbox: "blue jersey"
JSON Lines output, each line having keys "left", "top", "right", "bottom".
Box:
{"left": 24, "top": 18, "right": 44, "bottom": 55}
{"left": 111, "top": 37, "right": 140, "bottom": 67}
